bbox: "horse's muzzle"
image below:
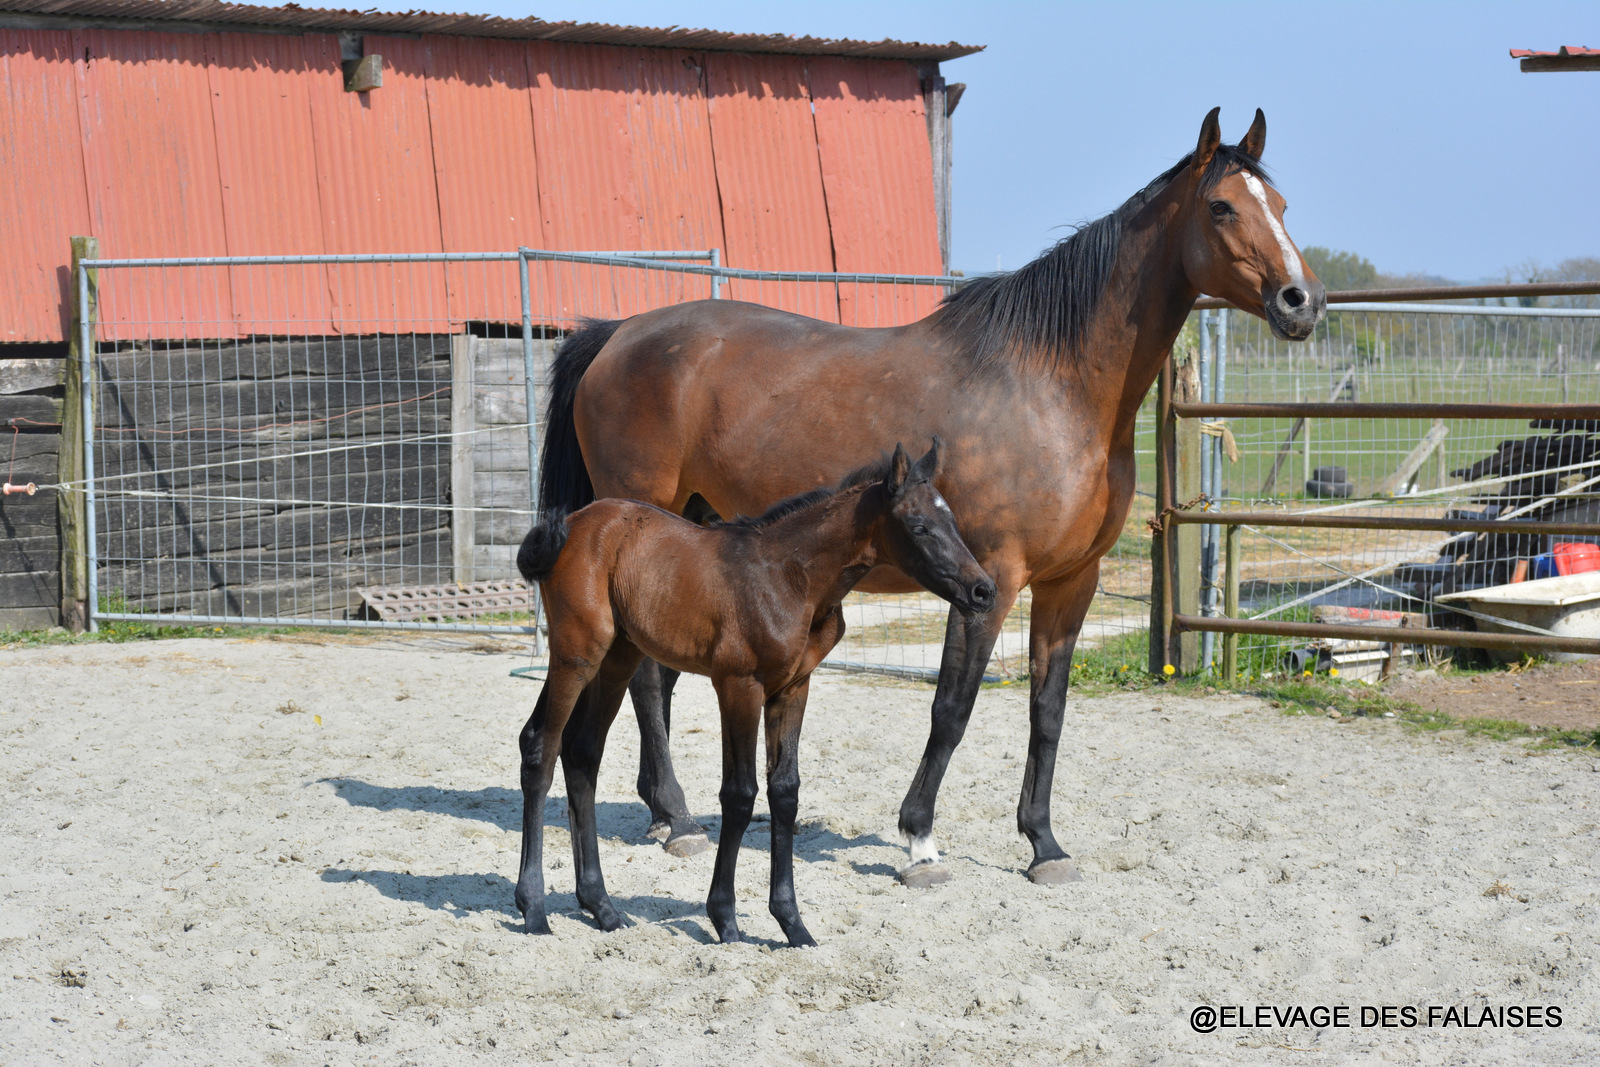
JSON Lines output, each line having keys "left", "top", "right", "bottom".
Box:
{"left": 1266, "top": 282, "right": 1326, "bottom": 341}
{"left": 965, "top": 579, "right": 998, "bottom": 615}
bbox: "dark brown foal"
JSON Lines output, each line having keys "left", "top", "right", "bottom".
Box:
{"left": 514, "top": 441, "right": 992, "bottom": 946}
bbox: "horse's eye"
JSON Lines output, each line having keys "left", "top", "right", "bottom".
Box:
{"left": 1209, "top": 200, "right": 1233, "bottom": 219}
{"left": 912, "top": 525, "right": 929, "bottom": 536}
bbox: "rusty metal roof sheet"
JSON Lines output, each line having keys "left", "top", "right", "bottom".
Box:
{"left": 0, "top": 0, "right": 983, "bottom": 61}
{"left": 1509, "top": 46, "right": 1599, "bottom": 57}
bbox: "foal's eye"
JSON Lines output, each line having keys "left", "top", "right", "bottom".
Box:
{"left": 1209, "top": 200, "right": 1233, "bottom": 219}
{"left": 912, "top": 525, "right": 929, "bottom": 536}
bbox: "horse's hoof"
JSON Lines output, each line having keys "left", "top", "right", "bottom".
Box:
{"left": 645, "top": 820, "right": 672, "bottom": 842}
{"left": 898, "top": 860, "right": 951, "bottom": 889}
{"left": 524, "top": 915, "right": 553, "bottom": 935}
{"left": 1027, "top": 858, "right": 1084, "bottom": 885}
{"left": 663, "top": 832, "right": 712, "bottom": 858}
{"left": 785, "top": 927, "right": 818, "bottom": 949}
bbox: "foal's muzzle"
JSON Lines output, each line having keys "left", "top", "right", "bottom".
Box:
{"left": 967, "top": 579, "right": 998, "bottom": 614}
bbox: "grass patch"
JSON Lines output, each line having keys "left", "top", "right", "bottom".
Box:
{"left": 0, "top": 592, "right": 318, "bottom": 649}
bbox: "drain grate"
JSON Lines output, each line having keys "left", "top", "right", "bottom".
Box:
{"left": 356, "top": 580, "right": 534, "bottom": 623}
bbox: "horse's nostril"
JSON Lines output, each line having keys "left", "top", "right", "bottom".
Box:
{"left": 1282, "top": 286, "right": 1307, "bottom": 309}
{"left": 974, "top": 581, "right": 997, "bottom": 605}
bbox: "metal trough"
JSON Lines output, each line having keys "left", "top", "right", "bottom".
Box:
{"left": 1437, "top": 571, "right": 1600, "bottom": 662}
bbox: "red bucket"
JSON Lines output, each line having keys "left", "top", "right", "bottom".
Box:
{"left": 1552, "top": 542, "right": 1600, "bottom": 576}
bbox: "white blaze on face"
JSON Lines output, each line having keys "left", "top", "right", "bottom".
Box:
{"left": 932, "top": 491, "right": 952, "bottom": 514}
{"left": 1240, "top": 170, "right": 1305, "bottom": 289}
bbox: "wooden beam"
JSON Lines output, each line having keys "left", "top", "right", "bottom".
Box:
{"left": 450, "top": 334, "right": 476, "bottom": 585}
{"left": 59, "top": 236, "right": 96, "bottom": 633}
{"left": 1521, "top": 55, "right": 1600, "bottom": 72}
{"left": 0, "top": 358, "right": 65, "bottom": 395}
{"left": 1375, "top": 419, "right": 1449, "bottom": 497}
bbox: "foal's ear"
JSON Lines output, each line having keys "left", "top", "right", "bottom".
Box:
{"left": 1237, "top": 108, "right": 1266, "bottom": 161}
{"left": 1193, "top": 106, "right": 1222, "bottom": 174}
{"left": 887, "top": 442, "right": 910, "bottom": 497}
{"left": 913, "top": 435, "right": 943, "bottom": 481}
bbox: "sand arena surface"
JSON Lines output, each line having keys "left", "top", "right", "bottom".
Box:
{"left": 1, "top": 636, "right": 1597, "bottom": 1065}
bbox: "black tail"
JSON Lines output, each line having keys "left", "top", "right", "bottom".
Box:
{"left": 539, "top": 318, "right": 623, "bottom": 518}
{"left": 517, "top": 507, "right": 571, "bottom": 584}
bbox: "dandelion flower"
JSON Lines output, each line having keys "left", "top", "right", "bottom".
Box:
{"left": 1329, "top": 668, "right": 1340, "bottom": 677}
{"left": 1303, "top": 670, "right": 1312, "bottom": 678}
{"left": 1162, "top": 664, "right": 1176, "bottom": 677}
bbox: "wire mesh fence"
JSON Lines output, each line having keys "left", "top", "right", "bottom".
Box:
{"left": 1180, "top": 302, "right": 1600, "bottom": 681}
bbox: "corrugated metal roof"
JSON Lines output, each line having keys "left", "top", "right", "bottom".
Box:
{"left": 705, "top": 52, "right": 840, "bottom": 320}
{"left": 0, "top": 0, "right": 983, "bottom": 61}
{"left": 809, "top": 56, "right": 944, "bottom": 326}
{"left": 0, "top": 29, "right": 93, "bottom": 342}
{"left": 1509, "top": 46, "right": 1599, "bottom": 57}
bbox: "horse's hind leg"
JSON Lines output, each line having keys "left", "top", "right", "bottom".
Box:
{"left": 706, "top": 676, "right": 764, "bottom": 944}
{"left": 629, "top": 661, "right": 709, "bottom": 856}
{"left": 1014, "top": 566, "right": 1100, "bottom": 885}
{"left": 563, "top": 641, "right": 646, "bottom": 932}
{"left": 764, "top": 678, "right": 816, "bottom": 948}
{"left": 516, "top": 666, "right": 591, "bottom": 934}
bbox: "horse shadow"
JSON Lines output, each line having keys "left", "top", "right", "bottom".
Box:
{"left": 319, "top": 868, "right": 703, "bottom": 931}
{"left": 316, "top": 777, "right": 901, "bottom": 875}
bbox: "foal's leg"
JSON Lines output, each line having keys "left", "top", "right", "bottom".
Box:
{"left": 763, "top": 677, "right": 816, "bottom": 948}
{"left": 628, "top": 660, "right": 710, "bottom": 857}
{"left": 563, "top": 642, "right": 646, "bottom": 931}
{"left": 516, "top": 665, "right": 595, "bottom": 934}
{"left": 897, "top": 575, "right": 1022, "bottom": 888}
{"left": 1014, "top": 565, "right": 1100, "bottom": 884}
{"left": 705, "top": 676, "right": 764, "bottom": 944}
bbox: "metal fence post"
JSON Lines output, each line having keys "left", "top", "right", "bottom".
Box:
{"left": 1222, "top": 523, "right": 1240, "bottom": 684}
{"left": 519, "top": 249, "right": 544, "bottom": 652}
{"left": 710, "top": 247, "right": 723, "bottom": 300}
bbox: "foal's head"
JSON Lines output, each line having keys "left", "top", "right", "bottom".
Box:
{"left": 1177, "top": 107, "right": 1326, "bottom": 341}
{"left": 874, "top": 439, "right": 996, "bottom": 615}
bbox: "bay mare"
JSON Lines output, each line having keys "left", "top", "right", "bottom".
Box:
{"left": 515, "top": 442, "right": 993, "bottom": 944}
{"left": 537, "top": 108, "right": 1327, "bottom": 886}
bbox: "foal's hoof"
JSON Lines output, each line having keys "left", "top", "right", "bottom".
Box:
{"left": 523, "top": 914, "right": 554, "bottom": 936}
{"left": 663, "top": 831, "right": 712, "bottom": 858}
{"left": 1027, "top": 858, "right": 1084, "bottom": 885}
{"left": 898, "top": 860, "right": 951, "bottom": 889}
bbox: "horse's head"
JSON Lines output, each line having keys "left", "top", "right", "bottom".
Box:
{"left": 879, "top": 439, "right": 996, "bottom": 616}
{"left": 1178, "top": 107, "right": 1326, "bottom": 340}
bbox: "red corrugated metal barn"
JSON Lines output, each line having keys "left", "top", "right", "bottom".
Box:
{"left": 0, "top": 1, "right": 977, "bottom": 631}
{"left": 0, "top": 0, "right": 978, "bottom": 343}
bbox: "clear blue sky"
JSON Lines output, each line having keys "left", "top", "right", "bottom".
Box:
{"left": 380, "top": 1, "right": 1598, "bottom": 282}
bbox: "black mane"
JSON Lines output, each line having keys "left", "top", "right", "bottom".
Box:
{"left": 714, "top": 454, "right": 894, "bottom": 531}
{"left": 934, "top": 143, "right": 1268, "bottom": 374}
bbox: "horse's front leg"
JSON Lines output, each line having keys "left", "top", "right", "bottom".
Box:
{"left": 763, "top": 676, "right": 816, "bottom": 948}
{"left": 1016, "top": 564, "right": 1101, "bottom": 884}
{"left": 628, "top": 659, "right": 710, "bottom": 857}
{"left": 897, "top": 573, "right": 1022, "bottom": 887}
{"left": 705, "top": 676, "right": 764, "bottom": 944}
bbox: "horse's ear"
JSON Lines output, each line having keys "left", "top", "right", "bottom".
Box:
{"left": 914, "top": 436, "right": 942, "bottom": 481}
{"left": 1193, "top": 106, "right": 1222, "bottom": 174}
{"left": 1238, "top": 108, "right": 1266, "bottom": 161}
{"left": 887, "top": 443, "right": 910, "bottom": 497}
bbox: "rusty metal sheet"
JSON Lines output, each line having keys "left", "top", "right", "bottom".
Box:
{"left": 0, "top": 29, "right": 92, "bottom": 343}
{"left": 73, "top": 28, "right": 236, "bottom": 341}
{"left": 809, "top": 57, "right": 944, "bottom": 327}
{"left": 307, "top": 34, "right": 449, "bottom": 333}
{"left": 422, "top": 34, "right": 545, "bottom": 326}
{"left": 705, "top": 52, "right": 838, "bottom": 321}
{"left": 205, "top": 31, "right": 333, "bottom": 334}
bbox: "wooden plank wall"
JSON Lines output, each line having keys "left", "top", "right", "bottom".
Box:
{"left": 90, "top": 335, "right": 456, "bottom": 620}
{"left": 0, "top": 351, "right": 65, "bottom": 630}
{"left": 450, "top": 336, "right": 557, "bottom": 582}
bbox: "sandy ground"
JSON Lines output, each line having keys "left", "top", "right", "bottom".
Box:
{"left": 2, "top": 635, "right": 1597, "bottom": 1066}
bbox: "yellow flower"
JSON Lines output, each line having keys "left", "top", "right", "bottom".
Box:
{"left": 1303, "top": 670, "right": 1312, "bottom": 678}
{"left": 1329, "top": 668, "right": 1340, "bottom": 677}
{"left": 1162, "top": 664, "right": 1176, "bottom": 676}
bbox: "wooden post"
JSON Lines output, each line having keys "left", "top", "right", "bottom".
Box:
{"left": 1151, "top": 345, "right": 1202, "bottom": 675}
{"left": 450, "top": 333, "right": 476, "bottom": 586}
{"left": 1222, "top": 523, "right": 1240, "bottom": 684}
{"left": 1375, "top": 420, "right": 1449, "bottom": 497}
{"left": 58, "top": 236, "right": 97, "bottom": 632}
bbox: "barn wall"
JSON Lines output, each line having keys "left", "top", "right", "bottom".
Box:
{"left": 0, "top": 28, "right": 946, "bottom": 342}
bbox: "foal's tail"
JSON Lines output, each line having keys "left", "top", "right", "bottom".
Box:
{"left": 539, "top": 318, "right": 623, "bottom": 518}
{"left": 517, "top": 507, "right": 571, "bottom": 585}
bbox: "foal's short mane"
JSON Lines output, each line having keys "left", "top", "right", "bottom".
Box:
{"left": 714, "top": 454, "right": 894, "bottom": 531}
{"left": 933, "top": 143, "right": 1268, "bottom": 375}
